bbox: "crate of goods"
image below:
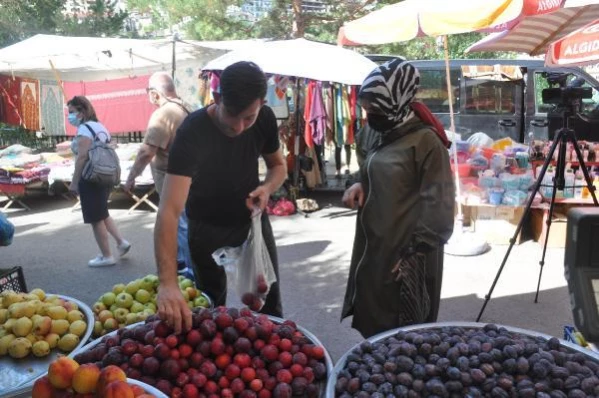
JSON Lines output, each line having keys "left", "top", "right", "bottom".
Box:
{"left": 0, "top": 266, "right": 27, "bottom": 293}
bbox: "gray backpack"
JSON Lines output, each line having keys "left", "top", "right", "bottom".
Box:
{"left": 81, "top": 124, "right": 121, "bottom": 187}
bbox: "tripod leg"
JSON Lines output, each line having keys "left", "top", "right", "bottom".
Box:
{"left": 476, "top": 137, "right": 561, "bottom": 322}
{"left": 535, "top": 176, "right": 559, "bottom": 303}
{"left": 535, "top": 133, "right": 567, "bottom": 303}
{"left": 571, "top": 141, "right": 599, "bottom": 206}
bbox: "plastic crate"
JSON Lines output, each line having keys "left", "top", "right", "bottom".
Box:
{"left": 0, "top": 266, "right": 27, "bottom": 293}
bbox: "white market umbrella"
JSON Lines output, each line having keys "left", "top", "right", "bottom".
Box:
{"left": 545, "top": 18, "right": 599, "bottom": 67}
{"left": 202, "top": 38, "right": 377, "bottom": 86}
{"left": 466, "top": 0, "right": 599, "bottom": 56}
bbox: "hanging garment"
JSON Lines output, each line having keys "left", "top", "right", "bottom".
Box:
{"left": 20, "top": 79, "right": 40, "bottom": 131}
{"left": 335, "top": 85, "right": 345, "bottom": 146}
{"left": 40, "top": 80, "right": 65, "bottom": 136}
{"left": 347, "top": 86, "right": 358, "bottom": 145}
{"left": 323, "top": 84, "right": 334, "bottom": 146}
{"left": 309, "top": 81, "right": 326, "bottom": 146}
{"left": 303, "top": 80, "right": 314, "bottom": 149}
{"left": 0, "top": 75, "right": 22, "bottom": 126}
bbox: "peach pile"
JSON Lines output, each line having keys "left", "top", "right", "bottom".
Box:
{"left": 32, "top": 356, "right": 157, "bottom": 397}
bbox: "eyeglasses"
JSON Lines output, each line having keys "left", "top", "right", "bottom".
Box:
{"left": 146, "top": 87, "right": 156, "bottom": 93}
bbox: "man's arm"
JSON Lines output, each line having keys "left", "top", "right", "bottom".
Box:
{"left": 247, "top": 150, "right": 287, "bottom": 211}
{"left": 124, "top": 143, "right": 158, "bottom": 192}
{"left": 155, "top": 173, "right": 192, "bottom": 333}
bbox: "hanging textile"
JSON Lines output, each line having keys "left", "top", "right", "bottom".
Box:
{"left": 0, "top": 75, "right": 22, "bottom": 127}
{"left": 198, "top": 72, "right": 211, "bottom": 108}
{"left": 266, "top": 76, "right": 289, "bottom": 119}
{"left": 39, "top": 80, "right": 65, "bottom": 136}
{"left": 309, "top": 81, "right": 326, "bottom": 146}
{"left": 323, "top": 83, "right": 334, "bottom": 145}
{"left": 274, "top": 76, "right": 290, "bottom": 100}
{"left": 341, "top": 86, "right": 352, "bottom": 146}
{"left": 303, "top": 80, "right": 314, "bottom": 149}
{"left": 20, "top": 79, "right": 40, "bottom": 131}
{"left": 174, "top": 66, "right": 201, "bottom": 110}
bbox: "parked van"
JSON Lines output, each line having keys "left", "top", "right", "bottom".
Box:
{"left": 366, "top": 57, "right": 599, "bottom": 143}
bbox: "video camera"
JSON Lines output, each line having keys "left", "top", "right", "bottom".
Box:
{"left": 542, "top": 72, "right": 592, "bottom": 106}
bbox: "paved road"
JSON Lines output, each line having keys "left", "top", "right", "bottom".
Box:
{"left": 1, "top": 192, "right": 574, "bottom": 361}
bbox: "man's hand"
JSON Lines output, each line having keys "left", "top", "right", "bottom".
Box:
{"left": 342, "top": 183, "right": 364, "bottom": 209}
{"left": 157, "top": 283, "right": 192, "bottom": 334}
{"left": 247, "top": 185, "right": 271, "bottom": 212}
{"left": 69, "top": 181, "right": 79, "bottom": 195}
{"left": 124, "top": 179, "right": 135, "bottom": 194}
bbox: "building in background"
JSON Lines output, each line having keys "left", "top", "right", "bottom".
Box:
{"left": 228, "top": 0, "right": 328, "bottom": 22}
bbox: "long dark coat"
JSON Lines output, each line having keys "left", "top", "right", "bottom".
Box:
{"left": 341, "top": 116, "right": 455, "bottom": 338}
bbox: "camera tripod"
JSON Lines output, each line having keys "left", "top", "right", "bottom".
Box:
{"left": 476, "top": 118, "right": 599, "bottom": 322}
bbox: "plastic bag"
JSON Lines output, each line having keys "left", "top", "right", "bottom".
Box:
{"left": 212, "top": 212, "right": 277, "bottom": 311}
{"left": 0, "top": 212, "right": 14, "bottom": 246}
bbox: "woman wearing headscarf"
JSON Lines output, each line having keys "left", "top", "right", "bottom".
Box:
{"left": 341, "top": 59, "right": 455, "bottom": 338}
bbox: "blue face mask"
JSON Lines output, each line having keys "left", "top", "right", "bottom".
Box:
{"left": 67, "top": 112, "right": 81, "bottom": 127}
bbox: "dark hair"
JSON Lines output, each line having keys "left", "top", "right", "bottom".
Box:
{"left": 66, "top": 96, "right": 98, "bottom": 122}
{"left": 219, "top": 61, "right": 267, "bottom": 116}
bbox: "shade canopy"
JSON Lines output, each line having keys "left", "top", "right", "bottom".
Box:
{"left": 545, "top": 18, "right": 599, "bottom": 66}
{"left": 202, "top": 38, "right": 377, "bottom": 86}
{"left": 466, "top": 0, "right": 599, "bottom": 56}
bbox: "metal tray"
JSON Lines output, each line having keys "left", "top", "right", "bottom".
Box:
{"left": 325, "top": 321, "right": 599, "bottom": 398}
{"left": 1, "top": 377, "right": 167, "bottom": 398}
{"left": 0, "top": 294, "right": 94, "bottom": 395}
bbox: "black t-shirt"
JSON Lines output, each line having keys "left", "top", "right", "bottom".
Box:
{"left": 168, "top": 105, "right": 279, "bottom": 226}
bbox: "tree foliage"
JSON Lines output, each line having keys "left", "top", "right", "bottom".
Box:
{"left": 0, "top": 0, "right": 130, "bottom": 49}
{"left": 126, "top": 0, "right": 511, "bottom": 60}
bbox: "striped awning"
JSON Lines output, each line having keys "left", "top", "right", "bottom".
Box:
{"left": 466, "top": 1, "right": 599, "bottom": 56}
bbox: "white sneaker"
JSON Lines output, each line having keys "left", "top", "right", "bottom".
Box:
{"left": 88, "top": 255, "right": 116, "bottom": 267}
{"left": 117, "top": 240, "right": 131, "bottom": 257}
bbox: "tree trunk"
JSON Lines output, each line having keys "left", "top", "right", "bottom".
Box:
{"left": 291, "top": 0, "right": 304, "bottom": 38}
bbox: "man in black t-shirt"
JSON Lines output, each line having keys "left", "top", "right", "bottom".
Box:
{"left": 155, "top": 62, "right": 287, "bottom": 333}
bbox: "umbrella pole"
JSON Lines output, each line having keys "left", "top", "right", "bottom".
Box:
{"left": 293, "top": 79, "right": 302, "bottom": 195}
{"left": 442, "top": 35, "right": 489, "bottom": 256}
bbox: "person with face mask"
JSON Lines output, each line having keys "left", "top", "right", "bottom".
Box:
{"left": 154, "top": 62, "right": 287, "bottom": 333}
{"left": 341, "top": 59, "right": 455, "bottom": 338}
{"left": 67, "top": 96, "right": 131, "bottom": 267}
{"left": 124, "top": 72, "right": 194, "bottom": 280}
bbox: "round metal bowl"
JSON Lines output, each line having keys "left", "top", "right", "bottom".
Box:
{"left": 326, "top": 321, "right": 599, "bottom": 398}
{"left": 0, "top": 294, "right": 94, "bottom": 395}
{"left": 2, "top": 377, "right": 167, "bottom": 398}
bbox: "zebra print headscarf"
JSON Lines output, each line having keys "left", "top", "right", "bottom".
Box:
{"left": 359, "top": 59, "right": 420, "bottom": 133}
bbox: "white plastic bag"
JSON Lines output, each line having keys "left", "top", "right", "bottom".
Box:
{"left": 212, "top": 212, "right": 277, "bottom": 311}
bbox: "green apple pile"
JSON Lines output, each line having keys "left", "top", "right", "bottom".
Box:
{"left": 91, "top": 274, "right": 210, "bottom": 338}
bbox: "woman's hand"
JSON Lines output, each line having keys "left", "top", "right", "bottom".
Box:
{"left": 68, "top": 181, "right": 78, "bottom": 195}
{"left": 342, "top": 183, "right": 364, "bottom": 209}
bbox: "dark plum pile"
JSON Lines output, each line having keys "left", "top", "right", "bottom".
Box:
{"left": 335, "top": 324, "right": 599, "bottom": 398}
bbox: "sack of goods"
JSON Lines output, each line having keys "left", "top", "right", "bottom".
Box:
{"left": 82, "top": 140, "right": 121, "bottom": 187}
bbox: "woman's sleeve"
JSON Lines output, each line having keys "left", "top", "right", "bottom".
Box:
{"left": 411, "top": 133, "right": 455, "bottom": 252}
